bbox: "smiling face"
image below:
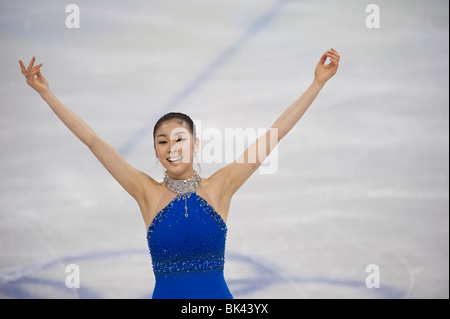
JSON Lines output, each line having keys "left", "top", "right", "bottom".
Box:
{"left": 154, "top": 120, "right": 199, "bottom": 180}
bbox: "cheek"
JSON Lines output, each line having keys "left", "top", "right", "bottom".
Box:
{"left": 155, "top": 144, "right": 166, "bottom": 157}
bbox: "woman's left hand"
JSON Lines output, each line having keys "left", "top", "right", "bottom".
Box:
{"left": 314, "top": 48, "right": 340, "bottom": 85}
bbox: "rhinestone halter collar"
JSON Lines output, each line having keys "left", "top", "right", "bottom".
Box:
{"left": 163, "top": 170, "right": 201, "bottom": 194}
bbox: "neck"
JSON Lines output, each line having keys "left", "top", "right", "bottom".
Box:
{"left": 163, "top": 168, "right": 201, "bottom": 194}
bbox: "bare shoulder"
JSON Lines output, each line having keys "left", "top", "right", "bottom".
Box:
{"left": 137, "top": 173, "right": 166, "bottom": 225}
{"left": 201, "top": 168, "right": 234, "bottom": 221}
{"left": 203, "top": 162, "right": 245, "bottom": 198}
{"left": 141, "top": 171, "right": 162, "bottom": 190}
{"left": 134, "top": 170, "right": 162, "bottom": 199}
{"left": 202, "top": 168, "right": 229, "bottom": 197}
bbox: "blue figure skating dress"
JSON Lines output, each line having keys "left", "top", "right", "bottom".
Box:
{"left": 147, "top": 191, "right": 233, "bottom": 299}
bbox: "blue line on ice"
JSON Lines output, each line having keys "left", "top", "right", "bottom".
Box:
{"left": 118, "top": 0, "right": 289, "bottom": 156}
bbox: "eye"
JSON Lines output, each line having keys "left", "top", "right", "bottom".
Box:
{"left": 158, "top": 141, "right": 167, "bottom": 144}
{"left": 177, "top": 138, "right": 186, "bottom": 142}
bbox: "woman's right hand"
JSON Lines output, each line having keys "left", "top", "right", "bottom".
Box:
{"left": 19, "top": 56, "right": 49, "bottom": 95}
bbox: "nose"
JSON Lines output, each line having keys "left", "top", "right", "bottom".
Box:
{"left": 168, "top": 141, "right": 181, "bottom": 155}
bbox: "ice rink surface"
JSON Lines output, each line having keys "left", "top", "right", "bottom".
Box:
{"left": 0, "top": 0, "right": 448, "bottom": 298}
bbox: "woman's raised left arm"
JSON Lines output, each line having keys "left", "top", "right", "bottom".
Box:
{"left": 214, "top": 49, "right": 340, "bottom": 198}
{"left": 272, "top": 48, "right": 340, "bottom": 140}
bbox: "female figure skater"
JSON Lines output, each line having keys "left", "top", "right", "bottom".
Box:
{"left": 19, "top": 49, "right": 340, "bottom": 299}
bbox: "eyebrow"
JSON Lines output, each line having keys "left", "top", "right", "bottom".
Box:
{"left": 156, "top": 131, "right": 188, "bottom": 138}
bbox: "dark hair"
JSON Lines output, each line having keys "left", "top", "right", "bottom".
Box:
{"left": 153, "top": 112, "right": 196, "bottom": 142}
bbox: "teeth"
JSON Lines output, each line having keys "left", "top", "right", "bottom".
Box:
{"left": 168, "top": 156, "right": 182, "bottom": 162}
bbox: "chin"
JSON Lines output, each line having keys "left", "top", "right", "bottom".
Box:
{"left": 164, "top": 162, "right": 193, "bottom": 176}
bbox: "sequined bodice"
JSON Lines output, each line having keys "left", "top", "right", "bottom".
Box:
{"left": 146, "top": 192, "right": 232, "bottom": 299}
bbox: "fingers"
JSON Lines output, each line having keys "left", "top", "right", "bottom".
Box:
{"left": 19, "top": 57, "right": 43, "bottom": 79}
{"left": 19, "top": 60, "right": 27, "bottom": 75}
{"left": 318, "top": 48, "right": 340, "bottom": 67}
{"left": 326, "top": 48, "right": 340, "bottom": 64}
{"left": 27, "top": 64, "right": 43, "bottom": 79}
{"left": 318, "top": 52, "right": 328, "bottom": 65}
{"left": 26, "top": 56, "right": 36, "bottom": 73}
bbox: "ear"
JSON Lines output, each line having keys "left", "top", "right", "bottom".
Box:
{"left": 194, "top": 137, "right": 200, "bottom": 154}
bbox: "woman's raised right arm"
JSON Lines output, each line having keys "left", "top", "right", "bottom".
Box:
{"left": 19, "top": 57, "right": 157, "bottom": 204}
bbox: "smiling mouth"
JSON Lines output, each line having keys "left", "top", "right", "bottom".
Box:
{"left": 167, "top": 156, "right": 183, "bottom": 163}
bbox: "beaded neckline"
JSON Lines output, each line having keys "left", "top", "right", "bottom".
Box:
{"left": 147, "top": 192, "right": 227, "bottom": 237}
{"left": 163, "top": 170, "right": 201, "bottom": 194}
